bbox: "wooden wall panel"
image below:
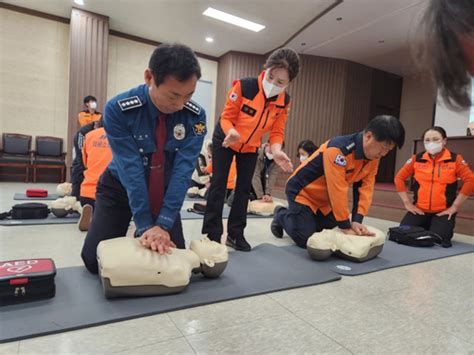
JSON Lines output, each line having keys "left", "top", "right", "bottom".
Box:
{"left": 341, "top": 63, "right": 373, "bottom": 134}
{"left": 67, "top": 8, "right": 109, "bottom": 172}
{"left": 286, "top": 55, "right": 347, "bottom": 161}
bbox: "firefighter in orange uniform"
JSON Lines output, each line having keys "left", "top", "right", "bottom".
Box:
{"left": 395, "top": 126, "right": 473, "bottom": 247}
{"left": 202, "top": 48, "right": 300, "bottom": 251}
{"left": 271, "top": 116, "right": 405, "bottom": 248}
{"left": 78, "top": 95, "right": 102, "bottom": 127}
{"left": 78, "top": 124, "right": 113, "bottom": 231}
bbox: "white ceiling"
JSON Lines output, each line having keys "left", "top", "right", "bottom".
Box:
{"left": 3, "top": 0, "right": 337, "bottom": 57}
{"left": 3, "top": 0, "right": 428, "bottom": 76}
{"left": 287, "top": 0, "right": 429, "bottom": 76}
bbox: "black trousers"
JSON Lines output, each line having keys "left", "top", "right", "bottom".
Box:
{"left": 276, "top": 199, "right": 338, "bottom": 248}
{"left": 79, "top": 196, "right": 96, "bottom": 208}
{"left": 400, "top": 211, "right": 456, "bottom": 243}
{"left": 202, "top": 143, "right": 258, "bottom": 241}
{"left": 81, "top": 169, "right": 185, "bottom": 274}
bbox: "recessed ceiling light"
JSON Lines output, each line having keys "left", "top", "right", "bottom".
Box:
{"left": 378, "top": 40, "right": 385, "bottom": 43}
{"left": 203, "top": 7, "right": 265, "bottom": 32}
{"left": 301, "top": 42, "right": 306, "bottom": 46}
{"left": 336, "top": 17, "right": 342, "bottom": 21}
{"left": 74, "top": 0, "right": 84, "bottom": 5}
{"left": 205, "top": 37, "right": 214, "bottom": 43}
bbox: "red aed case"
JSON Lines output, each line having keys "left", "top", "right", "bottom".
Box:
{"left": 0, "top": 259, "right": 56, "bottom": 306}
{"left": 26, "top": 189, "right": 48, "bottom": 198}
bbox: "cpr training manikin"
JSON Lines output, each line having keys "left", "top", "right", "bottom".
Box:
{"left": 307, "top": 226, "right": 385, "bottom": 262}
{"left": 96, "top": 237, "right": 228, "bottom": 298}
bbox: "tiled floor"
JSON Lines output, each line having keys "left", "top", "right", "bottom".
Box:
{"left": 0, "top": 182, "right": 473, "bottom": 354}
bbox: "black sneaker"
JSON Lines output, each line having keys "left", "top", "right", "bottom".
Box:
{"left": 271, "top": 206, "right": 285, "bottom": 238}
{"left": 226, "top": 235, "right": 251, "bottom": 252}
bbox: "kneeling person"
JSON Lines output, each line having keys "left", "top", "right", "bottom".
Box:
{"left": 272, "top": 115, "right": 405, "bottom": 247}
{"left": 81, "top": 43, "right": 206, "bottom": 274}
{"left": 78, "top": 123, "right": 113, "bottom": 231}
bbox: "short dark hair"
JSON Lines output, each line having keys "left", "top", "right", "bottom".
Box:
{"left": 422, "top": 126, "right": 447, "bottom": 140}
{"left": 364, "top": 115, "right": 405, "bottom": 149}
{"left": 419, "top": 0, "right": 473, "bottom": 110}
{"left": 264, "top": 48, "right": 300, "bottom": 81}
{"left": 297, "top": 140, "right": 318, "bottom": 157}
{"left": 83, "top": 95, "right": 96, "bottom": 104}
{"left": 149, "top": 43, "right": 201, "bottom": 86}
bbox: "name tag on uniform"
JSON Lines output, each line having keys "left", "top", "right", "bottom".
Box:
{"left": 241, "top": 104, "right": 256, "bottom": 117}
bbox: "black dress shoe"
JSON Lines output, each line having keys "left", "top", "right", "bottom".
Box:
{"left": 270, "top": 206, "right": 285, "bottom": 238}
{"left": 226, "top": 235, "right": 251, "bottom": 251}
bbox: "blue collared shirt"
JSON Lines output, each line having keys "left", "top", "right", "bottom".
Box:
{"left": 103, "top": 84, "right": 206, "bottom": 234}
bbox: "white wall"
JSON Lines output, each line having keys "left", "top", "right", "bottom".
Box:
{"left": 107, "top": 35, "right": 218, "bottom": 134}
{"left": 0, "top": 9, "right": 70, "bottom": 148}
{"left": 434, "top": 94, "right": 470, "bottom": 137}
{"left": 395, "top": 74, "right": 436, "bottom": 172}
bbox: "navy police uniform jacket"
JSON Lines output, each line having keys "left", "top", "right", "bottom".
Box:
{"left": 103, "top": 84, "right": 206, "bottom": 235}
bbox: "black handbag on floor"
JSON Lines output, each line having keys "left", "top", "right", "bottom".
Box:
{"left": 388, "top": 226, "right": 445, "bottom": 247}
{"left": 0, "top": 203, "right": 50, "bottom": 220}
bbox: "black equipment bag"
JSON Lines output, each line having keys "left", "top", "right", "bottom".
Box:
{"left": 388, "top": 226, "right": 445, "bottom": 247}
{"left": 0, "top": 258, "right": 56, "bottom": 306}
{"left": 0, "top": 203, "right": 50, "bottom": 220}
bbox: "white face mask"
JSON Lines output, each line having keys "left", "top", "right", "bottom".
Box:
{"left": 89, "top": 101, "right": 97, "bottom": 110}
{"left": 299, "top": 155, "right": 308, "bottom": 162}
{"left": 265, "top": 152, "right": 273, "bottom": 160}
{"left": 424, "top": 142, "right": 443, "bottom": 155}
{"left": 262, "top": 69, "right": 286, "bottom": 98}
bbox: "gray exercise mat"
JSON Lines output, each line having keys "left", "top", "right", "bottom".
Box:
{"left": 13, "top": 193, "right": 60, "bottom": 201}
{"left": 0, "top": 243, "right": 340, "bottom": 343}
{"left": 0, "top": 214, "right": 79, "bottom": 226}
{"left": 181, "top": 206, "right": 272, "bottom": 219}
{"left": 304, "top": 239, "right": 474, "bottom": 276}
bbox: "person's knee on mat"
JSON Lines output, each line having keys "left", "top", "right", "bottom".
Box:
{"left": 81, "top": 247, "right": 99, "bottom": 274}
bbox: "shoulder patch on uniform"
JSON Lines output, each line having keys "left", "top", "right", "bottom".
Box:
{"left": 184, "top": 100, "right": 202, "bottom": 115}
{"left": 334, "top": 154, "right": 347, "bottom": 167}
{"left": 193, "top": 121, "right": 206, "bottom": 136}
{"left": 117, "top": 96, "right": 142, "bottom": 111}
{"left": 406, "top": 158, "right": 412, "bottom": 165}
{"left": 229, "top": 91, "right": 238, "bottom": 102}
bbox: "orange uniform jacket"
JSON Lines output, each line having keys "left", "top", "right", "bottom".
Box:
{"left": 78, "top": 111, "right": 102, "bottom": 127}
{"left": 80, "top": 127, "right": 113, "bottom": 200}
{"left": 286, "top": 132, "right": 379, "bottom": 229}
{"left": 217, "top": 71, "right": 290, "bottom": 153}
{"left": 394, "top": 149, "right": 474, "bottom": 213}
{"left": 206, "top": 158, "right": 237, "bottom": 190}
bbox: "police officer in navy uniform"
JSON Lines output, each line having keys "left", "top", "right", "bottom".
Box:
{"left": 81, "top": 43, "right": 206, "bottom": 274}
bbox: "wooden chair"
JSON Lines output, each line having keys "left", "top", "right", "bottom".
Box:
{"left": 0, "top": 133, "right": 32, "bottom": 182}
{"left": 31, "top": 136, "right": 66, "bottom": 183}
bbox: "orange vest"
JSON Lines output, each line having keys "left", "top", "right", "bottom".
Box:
{"left": 394, "top": 149, "right": 473, "bottom": 212}
{"left": 78, "top": 111, "right": 102, "bottom": 127}
{"left": 80, "top": 127, "right": 113, "bottom": 200}
{"left": 286, "top": 132, "right": 379, "bottom": 229}
{"left": 219, "top": 72, "right": 290, "bottom": 153}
